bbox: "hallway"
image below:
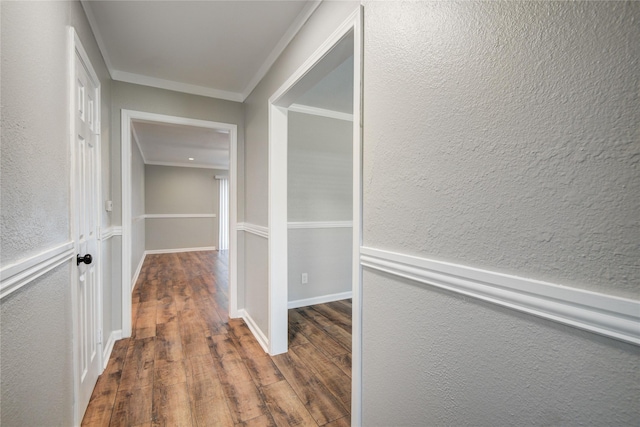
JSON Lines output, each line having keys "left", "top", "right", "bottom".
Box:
{"left": 82, "top": 251, "right": 352, "bottom": 426}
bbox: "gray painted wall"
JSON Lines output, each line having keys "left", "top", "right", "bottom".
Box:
{"left": 145, "top": 165, "right": 223, "bottom": 251}
{"left": 361, "top": 1, "right": 640, "bottom": 425}
{"left": 131, "top": 137, "right": 146, "bottom": 280}
{"left": 243, "top": 0, "right": 359, "bottom": 337}
{"left": 0, "top": 1, "right": 112, "bottom": 425}
{"left": 287, "top": 112, "right": 352, "bottom": 303}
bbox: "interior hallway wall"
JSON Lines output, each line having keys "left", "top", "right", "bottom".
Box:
{"left": 0, "top": 1, "right": 112, "bottom": 425}
{"left": 131, "top": 135, "right": 145, "bottom": 281}
{"left": 243, "top": 0, "right": 360, "bottom": 340}
{"left": 287, "top": 111, "right": 353, "bottom": 304}
{"left": 145, "top": 165, "right": 225, "bottom": 251}
{"left": 361, "top": 2, "right": 640, "bottom": 425}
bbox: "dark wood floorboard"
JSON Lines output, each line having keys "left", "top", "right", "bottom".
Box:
{"left": 82, "top": 251, "right": 351, "bottom": 427}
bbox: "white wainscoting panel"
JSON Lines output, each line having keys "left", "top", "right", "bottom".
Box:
{"left": 288, "top": 221, "right": 353, "bottom": 229}
{"left": 0, "top": 242, "right": 75, "bottom": 299}
{"left": 360, "top": 247, "right": 640, "bottom": 346}
{"left": 100, "top": 226, "right": 122, "bottom": 240}
{"left": 237, "top": 222, "right": 269, "bottom": 239}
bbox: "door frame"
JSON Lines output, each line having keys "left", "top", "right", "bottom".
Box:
{"left": 69, "top": 27, "right": 103, "bottom": 426}
{"left": 267, "top": 7, "right": 363, "bottom": 424}
{"left": 120, "top": 110, "right": 239, "bottom": 337}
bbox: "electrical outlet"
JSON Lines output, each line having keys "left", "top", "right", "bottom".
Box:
{"left": 301, "top": 273, "right": 308, "bottom": 284}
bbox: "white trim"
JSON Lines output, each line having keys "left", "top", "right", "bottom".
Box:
{"left": 101, "top": 330, "right": 122, "bottom": 370}
{"left": 239, "top": 309, "right": 270, "bottom": 354}
{"left": 112, "top": 70, "right": 243, "bottom": 102}
{"left": 288, "top": 221, "right": 352, "bottom": 229}
{"left": 145, "top": 213, "right": 217, "bottom": 219}
{"left": 122, "top": 109, "right": 239, "bottom": 336}
{"left": 289, "top": 104, "right": 354, "bottom": 122}
{"left": 267, "top": 3, "right": 363, "bottom": 375}
{"left": 241, "top": 1, "right": 322, "bottom": 100}
{"left": 132, "top": 215, "right": 145, "bottom": 223}
{"left": 237, "top": 222, "right": 269, "bottom": 239}
{"left": 131, "top": 253, "right": 146, "bottom": 293}
{"left": 0, "top": 242, "right": 75, "bottom": 300}
{"left": 360, "top": 247, "right": 640, "bottom": 346}
{"left": 144, "top": 160, "right": 229, "bottom": 170}
{"left": 145, "top": 247, "right": 217, "bottom": 255}
{"left": 288, "top": 291, "right": 353, "bottom": 309}
{"left": 100, "top": 227, "right": 122, "bottom": 240}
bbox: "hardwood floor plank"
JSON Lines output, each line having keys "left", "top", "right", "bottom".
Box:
{"left": 289, "top": 310, "right": 347, "bottom": 359}
{"left": 221, "top": 380, "right": 268, "bottom": 424}
{"left": 297, "top": 307, "right": 351, "bottom": 352}
{"left": 111, "top": 386, "right": 153, "bottom": 427}
{"left": 272, "top": 351, "right": 348, "bottom": 425}
{"left": 152, "top": 382, "right": 193, "bottom": 427}
{"left": 292, "top": 343, "right": 351, "bottom": 408}
{"left": 134, "top": 301, "right": 157, "bottom": 339}
{"left": 119, "top": 337, "right": 155, "bottom": 391}
{"left": 260, "top": 381, "right": 317, "bottom": 427}
{"left": 84, "top": 251, "right": 352, "bottom": 427}
{"left": 332, "top": 353, "right": 352, "bottom": 379}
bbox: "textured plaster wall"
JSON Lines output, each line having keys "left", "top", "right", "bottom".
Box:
{"left": 361, "top": 1, "right": 640, "bottom": 424}
{"left": 1, "top": 1, "right": 112, "bottom": 425}
{"left": 242, "top": 0, "right": 359, "bottom": 338}
{"left": 363, "top": 271, "right": 640, "bottom": 426}
{"left": 145, "top": 165, "right": 221, "bottom": 251}
{"left": 363, "top": 0, "right": 639, "bottom": 299}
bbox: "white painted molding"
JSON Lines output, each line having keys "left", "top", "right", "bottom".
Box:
{"left": 288, "top": 291, "right": 353, "bottom": 309}
{"left": 144, "top": 160, "right": 229, "bottom": 170}
{"left": 239, "top": 309, "right": 270, "bottom": 354}
{"left": 237, "top": 222, "right": 269, "bottom": 239}
{"left": 289, "top": 104, "right": 354, "bottom": 122}
{"left": 145, "top": 247, "right": 217, "bottom": 255}
{"left": 100, "top": 226, "right": 122, "bottom": 240}
{"left": 288, "top": 221, "right": 353, "bottom": 229}
{"left": 102, "top": 329, "right": 122, "bottom": 370}
{"left": 145, "top": 213, "right": 217, "bottom": 219}
{"left": 360, "top": 247, "right": 640, "bottom": 346}
{"left": 132, "top": 215, "right": 145, "bottom": 223}
{"left": 131, "top": 253, "right": 146, "bottom": 294}
{"left": 241, "top": 1, "right": 322, "bottom": 100}
{"left": 112, "top": 70, "right": 243, "bottom": 102}
{"left": 0, "top": 242, "right": 75, "bottom": 300}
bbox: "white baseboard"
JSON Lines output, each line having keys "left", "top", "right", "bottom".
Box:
{"left": 288, "top": 291, "right": 353, "bottom": 309}
{"left": 144, "top": 246, "right": 217, "bottom": 255}
{"left": 131, "top": 253, "right": 146, "bottom": 293}
{"left": 102, "top": 329, "right": 123, "bottom": 370}
{"left": 238, "top": 309, "right": 270, "bottom": 354}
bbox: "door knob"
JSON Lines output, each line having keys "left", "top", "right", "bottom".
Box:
{"left": 77, "top": 254, "right": 93, "bottom": 266}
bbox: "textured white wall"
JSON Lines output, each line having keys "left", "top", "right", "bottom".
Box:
{"left": 243, "top": 0, "right": 359, "bottom": 339}
{"left": 0, "top": 1, "right": 112, "bottom": 425}
{"left": 361, "top": 1, "right": 640, "bottom": 424}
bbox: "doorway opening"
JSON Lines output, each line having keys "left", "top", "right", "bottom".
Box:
{"left": 121, "top": 111, "right": 239, "bottom": 339}
{"left": 267, "top": 8, "right": 363, "bottom": 424}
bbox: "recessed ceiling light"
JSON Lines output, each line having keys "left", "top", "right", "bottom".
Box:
{"left": 188, "top": 157, "right": 195, "bottom": 161}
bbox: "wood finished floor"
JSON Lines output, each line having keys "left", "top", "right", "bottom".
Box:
{"left": 82, "top": 251, "right": 352, "bottom": 427}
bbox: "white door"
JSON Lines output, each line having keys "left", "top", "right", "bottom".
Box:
{"left": 73, "top": 41, "right": 102, "bottom": 418}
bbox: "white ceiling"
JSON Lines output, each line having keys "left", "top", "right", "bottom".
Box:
{"left": 132, "top": 120, "right": 230, "bottom": 170}
{"left": 82, "top": 0, "right": 320, "bottom": 102}
{"left": 84, "top": 0, "right": 353, "bottom": 170}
